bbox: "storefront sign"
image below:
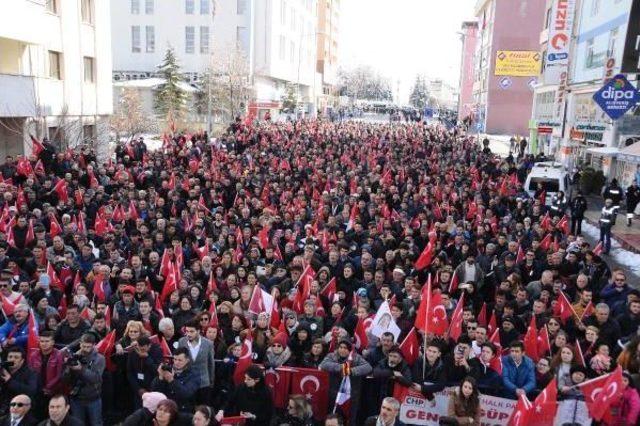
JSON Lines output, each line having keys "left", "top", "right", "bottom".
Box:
{"left": 538, "top": 127, "right": 553, "bottom": 134}
{"left": 571, "top": 124, "right": 605, "bottom": 143}
{"left": 593, "top": 74, "right": 640, "bottom": 120}
{"left": 545, "top": 0, "right": 577, "bottom": 84}
{"left": 495, "top": 51, "right": 542, "bottom": 76}
{"left": 553, "top": 71, "right": 568, "bottom": 121}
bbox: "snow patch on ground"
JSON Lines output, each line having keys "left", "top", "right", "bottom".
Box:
{"left": 582, "top": 221, "right": 640, "bottom": 276}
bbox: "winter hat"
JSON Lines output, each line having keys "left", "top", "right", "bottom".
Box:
{"left": 271, "top": 332, "right": 289, "bottom": 347}
{"left": 142, "top": 392, "right": 167, "bottom": 413}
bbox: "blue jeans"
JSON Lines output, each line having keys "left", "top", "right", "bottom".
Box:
{"left": 71, "top": 398, "right": 102, "bottom": 426}
{"left": 600, "top": 225, "right": 612, "bottom": 253}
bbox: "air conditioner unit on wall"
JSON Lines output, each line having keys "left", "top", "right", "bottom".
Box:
{"left": 619, "top": 134, "right": 640, "bottom": 148}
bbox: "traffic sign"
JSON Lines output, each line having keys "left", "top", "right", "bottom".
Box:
{"left": 593, "top": 74, "right": 640, "bottom": 120}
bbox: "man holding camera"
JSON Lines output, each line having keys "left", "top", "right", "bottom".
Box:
{"left": 62, "top": 333, "right": 105, "bottom": 425}
{"left": 150, "top": 347, "right": 199, "bottom": 412}
{"left": 0, "top": 347, "right": 37, "bottom": 417}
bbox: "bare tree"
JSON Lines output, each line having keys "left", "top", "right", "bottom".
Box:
{"left": 111, "top": 87, "right": 156, "bottom": 142}
{"left": 200, "top": 44, "right": 254, "bottom": 122}
{"left": 337, "top": 65, "right": 393, "bottom": 102}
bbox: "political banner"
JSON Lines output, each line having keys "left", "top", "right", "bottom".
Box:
{"left": 494, "top": 51, "right": 541, "bottom": 77}
{"left": 394, "top": 386, "right": 516, "bottom": 425}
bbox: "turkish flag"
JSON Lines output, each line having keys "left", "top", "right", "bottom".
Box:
{"left": 320, "top": 277, "right": 337, "bottom": 302}
{"left": 516, "top": 245, "right": 525, "bottom": 263}
{"left": 581, "top": 301, "right": 595, "bottom": 321}
{"left": 414, "top": 242, "right": 434, "bottom": 270}
{"left": 96, "top": 330, "right": 117, "bottom": 372}
{"left": 48, "top": 213, "right": 62, "bottom": 237}
{"left": 26, "top": 310, "right": 39, "bottom": 356}
{"left": 531, "top": 378, "right": 557, "bottom": 425}
{"left": 1, "top": 294, "right": 16, "bottom": 317}
{"left": 553, "top": 291, "right": 575, "bottom": 324}
{"left": 207, "top": 272, "right": 218, "bottom": 295}
{"left": 414, "top": 275, "right": 448, "bottom": 336}
{"left": 293, "top": 265, "right": 315, "bottom": 313}
{"left": 539, "top": 233, "right": 553, "bottom": 251}
{"left": 399, "top": 327, "right": 420, "bottom": 366}
{"left": 93, "top": 274, "right": 106, "bottom": 303}
{"left": 448, "top": 272, "right": 459, "bottom": 293}
{"left": 537, "top": 326, "right": 551, "bottom": 359}
{"left": 30, "top": 135, "right": 45, "bottom": 156}
{"left": 557, "top": 214, "right": 570, "bottom": 235}
{"left": 290, "top": 368, "right": 329, "bottom": 421}
{"left": 487, "top": 311, "right": 497, "bottom": 336}
{"left": 593, "top": 241, "right": 603, "bottom": 256}
{"left": 233, "top": 337, "right": 253, "bottom": 386}
{"left": 264, "top": 367, "right": 293, "bottom": 409}
{"left": 477, "top": 302, "right": 488, "bottom": 327}
{"left": 269, "top": 299, "right": 281, "bottom": 329}
{"left": 578, "top": 366, "right": 624, "bottom": 421}
{"left": 448, "top": 293, "right": 465, "bottom": 342}
{"left": 523, "top": 315, "right": 539, "bottom": 362}
{"left": 354, "top": 317, "right": 369, "bottom": 351}
{"left": 53, "top": 179, "right": 69, "bottom": 203}
{"left": 508, "top": 393, "right": 533, "bottom": 426}
{"left": 248, "top": 285, "right": 274, "bottom": 315}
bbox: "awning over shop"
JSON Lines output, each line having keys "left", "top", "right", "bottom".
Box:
{"left": 618, "top": 141, "right": 640, "bottom": 163}
{"left": 586, "top": 147, "right": 619, "bottom": 157}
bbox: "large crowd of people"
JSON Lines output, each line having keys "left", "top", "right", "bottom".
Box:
{"left": 0, "top": 117, "right": 639, "bottom": 426}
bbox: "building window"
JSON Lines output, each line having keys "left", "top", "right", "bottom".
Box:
{"left": 279, "top": 35, "right": 285, "bottom": 60}
{"left": 200, "top": 0, "right": 209, "bottom": 14}
{"left": 131, "top": 26, "right": 141, "bottom": 52}
{"left": 281, "top": 1, "right": 287, "bottom": 25}
{"left": 608, "top": 28, "right": 619, "bottom": 57}
{"left": 185, "top": 26, "right": 195, "bottom": 53}
{"left": 48, "top": 51, "right": 62, "bottom": 79}
{"left": 131, "top": 0, "right": 139, "bottom": 14}
{"left": 145, "top": 0, "right": 153, "bottom": 14}
{"left": 586, "top": 38, "right": 605, "bottom": 69}
{"left": 83, "top": 57, "right": 94, "bottom": 83}
{"left": 290, "top": 41, "right": 295, "bottom": 63}
{"left": 146, "top": 26, "right": 155, "bottom": 52}
{"left": 81, "top": 0, "right": 93, "bottom": 24}
{"left": 237, "top": 0, "right": 246, "bottom": 14}
{"left": 45, "top": 0, "right": 58, "bottom": 14}
{"left": 186, "top": 0, "right": 195, "bottom": 14}
{"left": 200, "top": 26, "right": 210, "bottom": 53}
{"left": 590, "top": 0, "right": 600, "bottom": 16}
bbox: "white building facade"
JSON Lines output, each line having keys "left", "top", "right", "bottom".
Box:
{"left": 111, "top": 0, "right": 320, "bottom": 119}
{"left": 0, "top": 0, "right": 113, "bottom": 157}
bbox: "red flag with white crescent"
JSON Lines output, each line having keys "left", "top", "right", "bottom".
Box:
{"left": 399, "top": 327, "right": 419, "bottom": 366}
{"left": 232, "top": 337, "right": 253, "bottom": 385}
{"left": 290, "top": 368, "right": 329, "bottom": 421}
{"left": 577, "top": 366, "right": 623, "bottom": 421}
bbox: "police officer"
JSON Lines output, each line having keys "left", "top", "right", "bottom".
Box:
{"left": 570, "top": 191, "right": 588, "bottom": 235}
{"left": 599, "top": 198, "right": 617, "bottom": 254}
{"left": 603, "top": 179, "right": 623, "bottom": 209}
{"left": 625, "top": 181, "right": 640, "bottom": 227}
{"left": 550, "top": 190, "right": 567, "bottom": 218}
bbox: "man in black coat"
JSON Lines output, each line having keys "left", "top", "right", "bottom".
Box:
{"left": 37, "top": 395, "right": 83, "bottom": 426}
{"left": 372, "top": 346, "right": 412, "bottom": 407}
{"left": 570, "top": 191, "right": 588, "bottom": 235}
{"left": 364, "top": 397, "right": 405, "bottom": 426}
{"left": 0, "top": 395, "right": 38, "bottom": 426}
{"left": 0, "top": 347, "right": 38, "bottom": 417}
{"left": 410, "top": 341, "right": 447, "bottom": 400}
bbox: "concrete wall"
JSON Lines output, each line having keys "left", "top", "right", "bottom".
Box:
{"left": 485, "top": 0, "right": 546, "bottom": 135}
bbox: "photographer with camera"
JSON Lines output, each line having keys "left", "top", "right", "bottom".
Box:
{"left": 62, "top": 333, "right": 104, "bottom": 425}
{"left": 0, "top": 304, "right": 30, "bottom": 352}
{"left": 150, "top": 347, "right": 199, "bottom": 413}
{"left": 126, "top": 336, "right": 161, "bottom": 409}
{"left": 0, "top": 346, "right": 38, "bottom": 417}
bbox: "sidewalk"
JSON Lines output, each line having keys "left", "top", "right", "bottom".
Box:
{"left": 583, "top": 194, "right": 640, "bottom": 254}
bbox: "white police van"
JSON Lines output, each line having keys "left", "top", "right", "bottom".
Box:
{"left": 524, "top": 162, "right": 572, "bottom": 204}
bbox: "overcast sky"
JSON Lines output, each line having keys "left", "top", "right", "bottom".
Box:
{"left": 339, "top": 0, "right": 477, "bottom": 103}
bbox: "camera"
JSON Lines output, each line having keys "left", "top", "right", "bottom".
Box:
{"left": 0, "top": 361, "right": 14, "bottom": 370}
{"left": 66, "top": 354, "right": 86, "bottom": 367}
{"left": 160, "top": 363, "right": 173, "bottom": 372}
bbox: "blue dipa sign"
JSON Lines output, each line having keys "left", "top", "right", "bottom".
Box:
{"left": 593, "top": 74, "right": 640, "bottom": 120}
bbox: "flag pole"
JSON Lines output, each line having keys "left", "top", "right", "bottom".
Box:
{"left": 422, "top": 273, "right": 430, "bottom": 377}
